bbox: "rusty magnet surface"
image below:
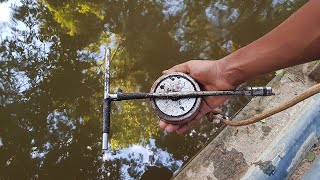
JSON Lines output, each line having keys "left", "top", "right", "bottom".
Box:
{"left": 150, "top": 72, "right": 202, "bottom": 124}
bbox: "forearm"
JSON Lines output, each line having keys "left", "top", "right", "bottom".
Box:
{"left": 221, "top": 0, "right": 320, "bottom": 87}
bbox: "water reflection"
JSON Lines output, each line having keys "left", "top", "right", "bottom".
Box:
{"left": 0, "top": 0, "right": 306, "bottom": 179}
{"left": 103, "top": 138, "right": 182, "bottom": 179}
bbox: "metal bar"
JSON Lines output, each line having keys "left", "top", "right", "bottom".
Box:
{"left": 104, "top": 48, "right": 110, "bottom": 98}
{"left": 108, "top": 87, "right": 274, "bottom": 101}
{"left": 102, "top": 48, "right": 111, "bottom": 150}
{"left": 102, "top": 98, "right": 111, "bottom": 150}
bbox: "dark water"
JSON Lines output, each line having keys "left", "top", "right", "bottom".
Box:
{"left": 0, "top": 0, "right": 306, "bottom": 179}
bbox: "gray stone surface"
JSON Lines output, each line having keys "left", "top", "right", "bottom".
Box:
{"left": 309, "top": 61, "right": 320, "bottom": 83}
{"left": 173, "top": 61, "right": 320, "bottom": 180}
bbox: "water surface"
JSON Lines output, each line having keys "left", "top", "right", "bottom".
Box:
{"left": 0, "top": 0, "right": 306, "bottom": 179}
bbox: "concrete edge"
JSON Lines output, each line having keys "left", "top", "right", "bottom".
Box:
{"left": 302, "top": 152, "right": 320, "bottom": 180}
{"left": 242, "top": 93, "right": 320, "bottom": 179}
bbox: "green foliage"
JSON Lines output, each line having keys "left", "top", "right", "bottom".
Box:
{"left": 45, "top": 0, "right": 105, "bottom": 36}
{"left": 308, "top": 151, "right": 315, "bottom": 162}
{"left": 275, "top": 69, "right": 284, "bottom": 76}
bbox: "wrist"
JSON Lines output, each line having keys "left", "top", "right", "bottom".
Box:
{"left": 218, "top": 52, "right": 247, "bottom": 88}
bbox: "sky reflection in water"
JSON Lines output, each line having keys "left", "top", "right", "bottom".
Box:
{"left": 0, "top": 0, "right": 306, "bottom": 179}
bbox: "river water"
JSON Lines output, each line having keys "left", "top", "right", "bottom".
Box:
{"left": 0, "top": 0, "right": 306, "bottom": 179}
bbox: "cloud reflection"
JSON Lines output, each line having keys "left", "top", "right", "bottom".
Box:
{"left": 102, "top": 138, "right": 183, "bottom": 179}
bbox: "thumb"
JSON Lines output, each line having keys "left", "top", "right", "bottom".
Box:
{"left": 163, "top": 62, "right": 190, "bottom": 75}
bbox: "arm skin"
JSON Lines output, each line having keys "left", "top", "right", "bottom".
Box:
{"left": 159, "top": 0, "right": 320, "bottom": 134}
{"left": 221, "top": 0, "right": 320, "bottom": 87}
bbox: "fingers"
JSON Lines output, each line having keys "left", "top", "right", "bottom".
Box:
{"left": 174, "top": 104, "right": 209, "bottom": 134}
{"left": 159, "top": 118, "right": 201, "bottom": 134}
{"left": 176, "top": 120, "right": 199, "bottom": 134}
{"left": 165, "top": 124, "right": 180, "bottom": 133}
{"left": 176, "top": 112, "right": 204, "bottom": 134}
{"left": 159, "top": 101, "right": 212, "bottom": 134}
{"left": 159, "top": 121, "right": 167, "bottom": 129}
{"left": 159, "top": 120, "right": 180, "bottom": 133}
{"left": 163, "top": 62, "right": 190, "bottom": 75}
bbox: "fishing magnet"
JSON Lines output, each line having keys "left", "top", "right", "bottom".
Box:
{"left": 150, "top": 72, "right": 202, "bottom": 124}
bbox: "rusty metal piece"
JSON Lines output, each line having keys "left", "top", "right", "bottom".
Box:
{"left": 109, "top": 87, "right": 274, "bottom": 101}
{"left": 206, "top": 109, "right": 225, "bottom": 129}
{"left": 150, "top": 72, "right": 202, "bottom": 124}
{"left": 206, "top": 109, "right": 221, "bottom": 122}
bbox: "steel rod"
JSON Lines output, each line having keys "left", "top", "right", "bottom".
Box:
{"left": 102, "top": 48, "right": 111, "bottom": 150}
{"left": 108, "top": 87, "right": 274, "bottom": 101}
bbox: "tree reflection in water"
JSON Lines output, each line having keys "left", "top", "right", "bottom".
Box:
{"left": 0, "top": 0, "right": 306, "bottom": 179}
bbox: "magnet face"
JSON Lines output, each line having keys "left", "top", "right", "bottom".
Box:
{"left": 150, "top": 72, "right": 202, "bottom": 124}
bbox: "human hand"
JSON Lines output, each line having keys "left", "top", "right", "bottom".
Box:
{"left": 159, "top": 60, "right": 236, "bottom": 134}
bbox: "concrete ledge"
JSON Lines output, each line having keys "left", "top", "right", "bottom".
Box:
{"left": 173, "top": 61, "right": 320, "bottom": 180}
{"left": 242, "top": 94, "right": 320, "bottom": 179}
{"left": 309, "top": 61, "right": 320, "bottom": 83}
{"left": 302, "top": 154, "right": 320, "bottom": 180}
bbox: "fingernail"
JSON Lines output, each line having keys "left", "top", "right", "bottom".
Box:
{"left": 163, "top": 69, "right": 176, "bottom": 74}
{"left": 166, "top": 128, "right": 173, "bottom": 133}
{"left": 162, "top": 70, "right": 169, "bottom": 74}
{"left": 159, "top": 121, "right": 167, "bottom": 128}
